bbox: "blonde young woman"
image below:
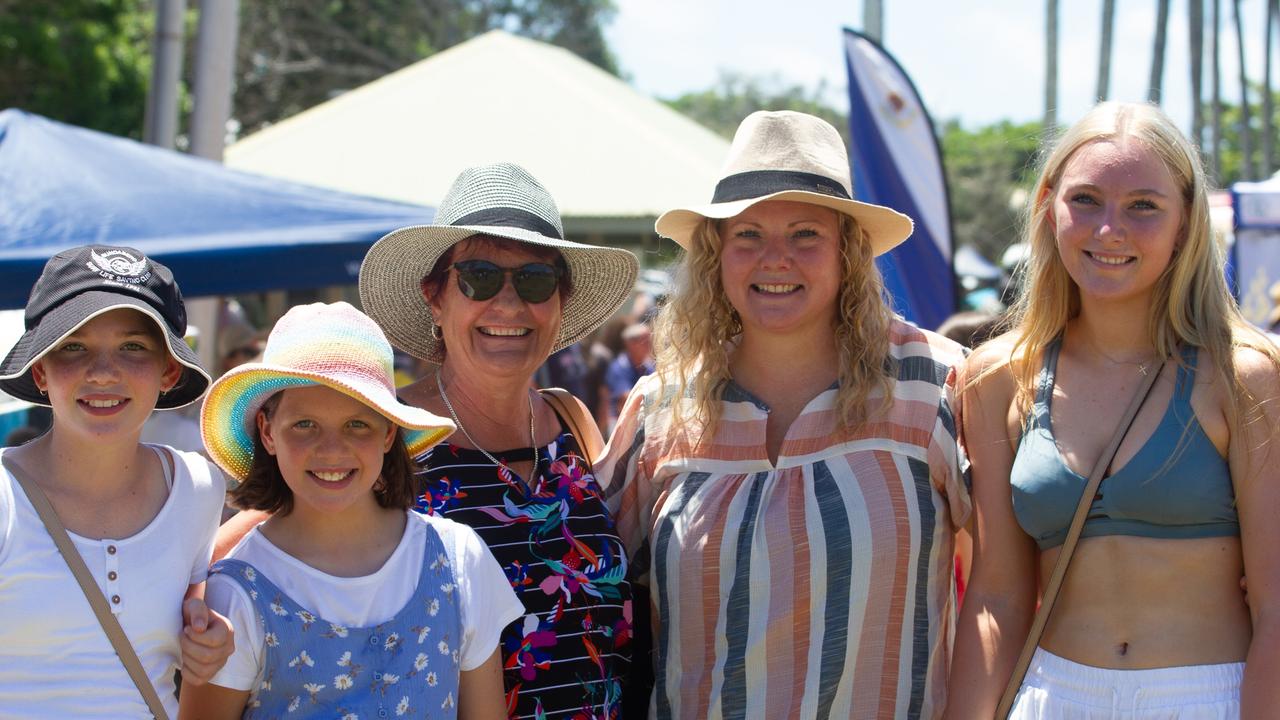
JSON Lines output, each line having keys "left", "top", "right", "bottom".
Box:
{"left": 596, "top": 111, "right": 970, "bottom": 718}
{"left": 947, "top": 102, "right": 1280, "bottom": 718}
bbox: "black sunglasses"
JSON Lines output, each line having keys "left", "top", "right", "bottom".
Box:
{"left": 451, "top": 259, "right": 563, "bottom": 304}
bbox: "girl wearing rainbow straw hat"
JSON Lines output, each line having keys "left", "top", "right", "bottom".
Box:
{"left": 184, "top": 302, "right": 522, "bottom": 719}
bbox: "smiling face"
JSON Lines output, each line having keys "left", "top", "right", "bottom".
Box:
{"left": 31, "top": 307, "right": 182, "bottom": 442}
{"left": 257, "top": 386, "right": 396, "bottom": 517}
{"left": 1049, "top": 138, "right": 1186, "bottom": 307}
{"left": 425, "top": 236, "right": 564, "bottom": 382}
{"left": 717, "top": 200, "right": 845, "bottom": 341}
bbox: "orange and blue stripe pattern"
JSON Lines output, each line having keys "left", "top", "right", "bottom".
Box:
{"left": 596, "top": 319, "right": 970, "bottom": 719}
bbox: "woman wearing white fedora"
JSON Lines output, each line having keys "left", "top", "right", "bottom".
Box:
{"left": 358, "top": 163, "right": 642, "bottom": 719}
{"left": 594, "top": 111, "right": 969, "bottom": 718}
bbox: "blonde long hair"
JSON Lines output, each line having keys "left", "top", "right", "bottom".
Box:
{"left": 1006, "top": 101, "right": 1277, "bottom": 426}
{"left": 654, "top": 213, "right": 895, "bottom": 438}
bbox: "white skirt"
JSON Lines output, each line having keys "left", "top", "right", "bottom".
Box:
{"left": 1008, "top": 647, "right": 1242, "bottom": 719}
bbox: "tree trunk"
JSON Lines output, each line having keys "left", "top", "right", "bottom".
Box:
{"left": 1097, "top": 0, "right": 1115, "bottom": 100}
{"left": 1212, "top": 0, "right": 1223, "bottom": 179}
{"left": 1235, "top": 0, "right": 1253, "bottom": 180}
{"left": 1190, "top": 0, "right": 1204, "bottom": 150}
{"left": 1149, "top": 0, "right": 1171, "bottom": 102}
{"left": 1046, "top": 0, "right": 1058, "bottom": 131}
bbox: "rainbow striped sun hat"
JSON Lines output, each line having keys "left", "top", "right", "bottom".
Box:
{"left": 201, "top": 301, "right": 455, "bottom": 481}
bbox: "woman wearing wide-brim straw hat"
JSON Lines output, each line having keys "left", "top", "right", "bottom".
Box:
{"left": 592, "top": 110, "right": 970, "bottom": 718}
{"left": 221, "top": 162, "right": 642, "bottom": 718}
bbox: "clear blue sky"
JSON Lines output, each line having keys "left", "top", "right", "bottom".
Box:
{"left": 605, "top": 0, "right": 1271, "bottom": 133}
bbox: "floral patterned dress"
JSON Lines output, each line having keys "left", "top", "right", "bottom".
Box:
{"left": 414, "top": 424, "right": 632, "bottom": 720}
{"left": 210, "top": 524, "right": 462, "bottom": 719}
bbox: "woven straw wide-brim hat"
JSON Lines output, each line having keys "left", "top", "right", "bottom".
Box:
{"left": 0, "top": 245, "right": 209, "bottom": 409}
{"left": 656, "top": 110, "right": 913, "bottom": 255}
{"left": 201, "top": 302, "right": 455, "bottom": 482}
{"left": 360, "top": 162, "right": 639, "bottom": 364}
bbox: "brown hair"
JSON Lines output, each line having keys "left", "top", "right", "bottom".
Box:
{"left": 229, "top": 391, "right": 419, "bottom": 514}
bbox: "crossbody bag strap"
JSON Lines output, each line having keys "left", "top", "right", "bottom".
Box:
{"left": 1, "top": 455, "right": 171, "bottom": 720}
{"left": 539, "top": 387, "right": 603, "bottom": 467}
{"left": 994, "top": 357, "right": 1167, "bottom": 719}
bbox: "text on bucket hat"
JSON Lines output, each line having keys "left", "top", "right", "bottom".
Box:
{"left": 0, "top": 245, "right": 210, "bottom": 409}
{"left": 655, "top": 110, "right": 914, "bottom": 255}
{"left": 359, "top": 162, "right": 639, "bottom": 363}
{"left": 200, "top": 302, "right": 455, "bottom": 482}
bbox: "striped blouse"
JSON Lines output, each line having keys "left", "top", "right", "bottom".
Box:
{"left": 597, "top": 320, "right": 970, "bottom": 719}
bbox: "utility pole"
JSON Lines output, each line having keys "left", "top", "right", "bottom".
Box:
{"left": 187, "top": 0, "right": 242, "bottom": 373}
{"left": 143, "top": 0, "right": 187, "bottom": 148}
{"left": 189, "top": 0, "right": 241, "bottom": 161}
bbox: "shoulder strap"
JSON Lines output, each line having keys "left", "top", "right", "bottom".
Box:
{"left": 539, "top": 387, "right": 603, "bottom": 467}
{"left": 994, "top": 356, "right": 1167, "bottom": 719}
{"left": 1, "top": 455, "right": 171, "bottom": 720}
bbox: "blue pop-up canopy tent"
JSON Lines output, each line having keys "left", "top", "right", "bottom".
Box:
{"left": 0, "top": 109, "right": 435, "bottom": 308}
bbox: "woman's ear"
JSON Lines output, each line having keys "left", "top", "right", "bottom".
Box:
{"left": 1040, "top": 184, "right": 1057, "bottom": 235}
{"left": 421, "top": 277, "right": 444, "bottom": 319}
{"left": 383, "top": 423, "right": 396, "bottom": 454}
{"left": 256, "top": 410, "right": 277, "bottom": 455}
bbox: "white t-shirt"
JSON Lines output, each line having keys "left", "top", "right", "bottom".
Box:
{"left": 0, "top": 445, "right": 226, "bottom": 719}
{"left": 208, "top": 510, "right": 523, "bottom": 692}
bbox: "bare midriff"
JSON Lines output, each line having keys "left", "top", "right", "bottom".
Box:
{"left": 1038, "top": 534, "right": 1250, "bottom": 669}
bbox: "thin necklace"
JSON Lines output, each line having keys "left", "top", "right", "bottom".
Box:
{"left": 435, "top": 368, "right": 538, "bottom": 476}
{"left": 1081, "top": 333, "right": 1156, "bottom": 376}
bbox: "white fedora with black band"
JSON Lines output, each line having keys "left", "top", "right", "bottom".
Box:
{"left": 359, "top": 162, "right": 639, "bottom": 363}
{"left": 655, "top": 110, "right": 914, "bottom": 255}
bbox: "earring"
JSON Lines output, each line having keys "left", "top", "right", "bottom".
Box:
{"left": 38, "top": 388, "right": 47, "bottom": 397}
{"left": 430, "top": 324, "right": 443, "bottom": 340}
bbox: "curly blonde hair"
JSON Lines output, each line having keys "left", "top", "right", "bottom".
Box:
{"left": 1005, "top": 101, "right": 1278, "bottom": 427}
{"left": 654, "top": 213, "right": 896, "bottom": 439}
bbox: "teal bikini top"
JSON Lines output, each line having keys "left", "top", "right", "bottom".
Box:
{"left": 1010, "top": 340, "right": 1238, "bottom": 551}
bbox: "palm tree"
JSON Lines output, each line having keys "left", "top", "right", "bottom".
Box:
{"left": 1046, "top": 0, "right": 1058, "bottom": 131}
{"left": 1097, "top": 0, "right": 1115, "bottom": 100}
{"left": 1212, "top": 0, "right": 1223, "bottom": 179}
{"left": 1264, "top": 0, "right": 1278, "bottom": 175}
{"left": 863, "top": 0, "right": 883, "bottom": 42}
{"left": 1234, "top": 0, "right": 1253, "bottom": 180}
{"left": 1190, "top": 0, "right": 1204, "bottom": 150}
{"left": 1149, "top": 0, "right": 1171, "bottom": 102}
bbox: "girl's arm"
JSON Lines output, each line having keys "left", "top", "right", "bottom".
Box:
{"left": 177, "top": 682, "right": 250, "bottom": 720}
{"left": 1230, "top": 348, "right": 1280, "bottom": 716}
{"left": 457, "top": 647, "right": 506, "bottom": 720}
{"left": 943, "top": 348, "right": 1040, "bottom": 718}
{"left": 213, "top": 510, "right": 270, "bottom": 563}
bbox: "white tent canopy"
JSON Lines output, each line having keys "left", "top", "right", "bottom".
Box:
{"left": 225, "top": 30, "right": 731, "bottom": 236}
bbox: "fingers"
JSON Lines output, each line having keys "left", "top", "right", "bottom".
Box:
{"left": 180, "top": 608, "right": 235, "bottom": 686}
{"left": 183, "top": 597, "right": 209, "bottom": 633}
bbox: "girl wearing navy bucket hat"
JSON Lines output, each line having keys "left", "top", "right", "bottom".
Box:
{"left": 0, "top": 245, "right": 232, "bottom": 719}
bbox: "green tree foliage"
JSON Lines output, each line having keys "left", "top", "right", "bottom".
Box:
{"left": 664, "top": 73, "right": 850, "bottom": 145}
{"left": 234, "top": 0, "right": 617, "bottom": 133}
{"left": 1206, "top": 90, "right": 1280, "bottom": 185}
{"left": 0, "top": 0, "right": 153, "bottom": 137}
{"left": 941, "top": 119, "right": 1044, "bottom": 262}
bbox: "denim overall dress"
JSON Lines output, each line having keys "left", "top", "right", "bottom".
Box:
{"left": 211, "top": 526, "right": 462, "bottom": 719}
